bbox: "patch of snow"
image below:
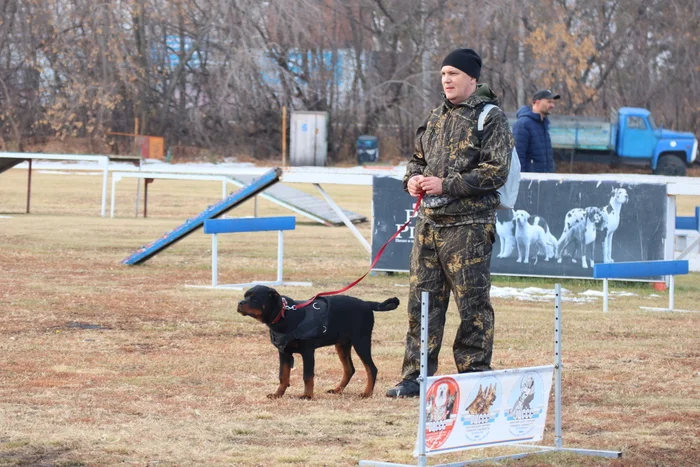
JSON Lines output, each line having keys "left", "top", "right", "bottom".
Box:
{"left": 580, "top": 289, "right": 637, "bottom": 298}
{"left": 392, "top": 284, "right": 641, "bottom": 304}
{"left": 491, "top": 286, "right": 594, "bottom": 303}
{"left": 580, "top": 290, "right": 605, "bottom": 297}
{"left": 611, "top": 291, "right": 638, "bottom": 297}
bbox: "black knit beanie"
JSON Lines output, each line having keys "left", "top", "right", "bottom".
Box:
{"left": 441, "top": 48, "right": 482, "bottom": 80}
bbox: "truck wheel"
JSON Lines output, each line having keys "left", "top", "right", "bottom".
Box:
{"left": 654, "top": 155, "right": 686, "bottom": 176}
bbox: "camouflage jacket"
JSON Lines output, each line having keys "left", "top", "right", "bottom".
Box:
{"left": 403, "top": 83, "right": 514, "bottom": 226}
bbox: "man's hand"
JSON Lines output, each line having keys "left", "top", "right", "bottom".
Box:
{"left": 420, "top": 176, "right": 443, "bottom": 195}
{"left": 407, "top": 175, "right": 425, "bottom": 197}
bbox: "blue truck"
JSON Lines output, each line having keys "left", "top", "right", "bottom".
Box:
{"left": 508, "top": 107, "right": 698, "bottom": 176}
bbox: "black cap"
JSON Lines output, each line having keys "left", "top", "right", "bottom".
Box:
{"left": 441, "top": 48, "right": 482, "bottom": 80}
{"left": 533, "top": 89, "right": 560, "bottom": 101}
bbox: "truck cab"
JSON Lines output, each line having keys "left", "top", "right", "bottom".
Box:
{"left": 617, "top": 107, "right": 698, "bottom": 176}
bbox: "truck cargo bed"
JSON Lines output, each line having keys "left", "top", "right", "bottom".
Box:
{"left": 507, "top": 114, "right": 615, "bottom": 152}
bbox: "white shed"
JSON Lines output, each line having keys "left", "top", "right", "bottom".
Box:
{"left": 290, "top": 111, "right": 328, "bottom": 166}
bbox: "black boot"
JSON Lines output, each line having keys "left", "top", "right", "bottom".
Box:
{"left": 385, "top": 379, "right": 420, "bottom": 398}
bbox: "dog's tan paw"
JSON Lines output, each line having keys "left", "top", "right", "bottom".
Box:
{"left": 326, "top": 388, "right": 343, "bottom": 395}
{"left": 266, "top": 393, "right": 282, "bottom": 399}
{"left": 299, "top": 394, "right": 313, "bottom": 400}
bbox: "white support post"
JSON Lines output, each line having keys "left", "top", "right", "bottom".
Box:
{"left": 669, "top": 275, "right": 675, "bottom": 311}
{"left": 603, "top": 278, "right": 609, "bottom": 313}
{"left": 221, "top": 180, "right": 227, "bottom": 199}
{"left": 134, "top": 162, "right": 142, "bottom": 217}
{"left": 211, "top": 234, "right": 218, "bottom": 287}
{"left": 100, "top": 156, "right": 108, "bottom": 217}
{"left": 554, "top": 284, "right": 563, "bottom": 449}
{"left": 417, "top": 291, "right": 429, "bottom": 467}
{"left": 277, "top": 230, "right": 284, "bottom": 284}
{"left": 110, "top": 174, "right": 119, "bottom": 218}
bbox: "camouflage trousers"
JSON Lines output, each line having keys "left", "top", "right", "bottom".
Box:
{"left": 401, "top": 217, "right": 495, "bottom": 380}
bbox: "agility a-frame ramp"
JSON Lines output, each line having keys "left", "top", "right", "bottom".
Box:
{"left": 121, "top": 168, "right": 282, "bottom": 265}
{"left": 225, "top": 174, "right": 367, "bottom": 226}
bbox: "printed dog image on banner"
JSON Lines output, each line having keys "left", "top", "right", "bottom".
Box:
{"left": 504, "top": 372, "right": 548, "bottom": 437}
{"left": 424, "top": 377, "right": 461, "bottom": 450}
{"left": 600, "top": 187, "right": 630, "bottom": 264}
{"left": 465, "top": 383, "right": 498, "bottom": 415}
{"left": 556, "top": 207, "right": 605, "bottom": 268}
{"left": 510, "top": 375, "right": 535, "bottom": 413}
{"left": 371, "top": 177, "right": 668, "bottom": 279}
{"left": 513, "top": 210, "right": 555, "bottom": 264}
{"left": 459, "top": 375, "right": 502, "bottom": 444}
{"left": 491, "top": 180, "right": 667, "bottom": 279}
{"left": 415, "top": 366, "right": 554, "bottom": 455}
{"left": 495, "top": 209, "right": 516, "bottom": 259}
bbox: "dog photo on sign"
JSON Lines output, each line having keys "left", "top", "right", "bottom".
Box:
{"left": 490, "top": 180, "right": 664, "bottom": 279}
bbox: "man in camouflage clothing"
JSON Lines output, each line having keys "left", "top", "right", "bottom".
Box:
{"left": 387, "top": 48, "right": 514, "bottom": 398}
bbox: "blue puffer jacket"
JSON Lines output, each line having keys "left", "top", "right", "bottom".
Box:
{"left": 512, "top": 105, "right": 555, "bottom": 173}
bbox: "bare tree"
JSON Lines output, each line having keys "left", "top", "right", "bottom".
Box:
{"left": 0, "top": 0, "right": 696, "bottom": 161}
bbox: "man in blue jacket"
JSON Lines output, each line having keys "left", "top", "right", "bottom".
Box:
{"left": 512, "top": 89, "right": 560, "bottom": 172}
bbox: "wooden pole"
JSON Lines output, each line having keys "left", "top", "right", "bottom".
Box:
{"left": 144, "top": 178, "right": 154, "bottom": 218}
{"left": 144, "top": 178, "right": 149, "bottom": 218}
{"left": 26, "top": 159, "right": 32, "bottom": 214}
{"left": 281, "top": 106, "right": 287, "bottom": 167}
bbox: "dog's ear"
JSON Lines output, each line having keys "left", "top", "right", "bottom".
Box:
{"left": 267, "top": 289, "right": 281, "bottom": 311}
{"left": 260, "top": 288, "right": 281, "bottom": 323}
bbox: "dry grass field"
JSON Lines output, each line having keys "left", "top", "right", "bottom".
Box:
{"left": 1, "top": 168, "right": 699, "bottom": 467}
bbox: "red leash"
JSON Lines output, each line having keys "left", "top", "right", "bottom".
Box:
{"left": 290, "top": 192, "right": 424, "bottom": 311}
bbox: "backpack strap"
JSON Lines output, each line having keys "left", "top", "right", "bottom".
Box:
{"left": 478, "top": 103, "right": 497, "bottom": 133}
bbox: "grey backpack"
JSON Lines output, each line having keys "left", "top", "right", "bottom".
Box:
{"left": 478, "top": 104, "right": 521, "bottom": 210}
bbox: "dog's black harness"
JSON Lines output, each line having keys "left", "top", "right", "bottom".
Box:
{"left": 269, "top": 297, "right": 331, "bottom": 351}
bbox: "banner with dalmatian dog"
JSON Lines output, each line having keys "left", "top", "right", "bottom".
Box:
{"left": 415, "top": 365, "right": 554, "bottom": 456}
{"left": 491, "top": 179, "right": 667, "bottom": 279}
{"left": 372, "top": 177, "right": 668, "bottom": 280}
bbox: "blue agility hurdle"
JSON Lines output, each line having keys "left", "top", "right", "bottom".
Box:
{"left": 201, "top": 216, "right": 312, "bottom": 289}
{"left": 593, "top": 260, "right": 689, "bottom": 312}
{"left": 675, "top": 206, "right": 700, "bottom": 230}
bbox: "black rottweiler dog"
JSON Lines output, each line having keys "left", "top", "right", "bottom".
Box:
{"left": 237, "top": 284, "right": 399, "bottom": 399}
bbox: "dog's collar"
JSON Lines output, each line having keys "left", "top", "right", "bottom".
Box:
{"left": 270, "top": 297, "right": 296, "bottom": 325}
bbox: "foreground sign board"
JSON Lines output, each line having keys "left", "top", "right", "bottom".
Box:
{"left": 372, "top": 176, "right": 668, "bottom": 279}
{"left": 417, "top": 366, "right": 554, "bottom": 455}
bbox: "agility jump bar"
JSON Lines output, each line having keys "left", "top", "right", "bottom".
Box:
{"left": 121, "top": 167, "right": 282, "bottom": 265}
{"left": 593, "top": 260, "right": 689, "bottom": 279}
